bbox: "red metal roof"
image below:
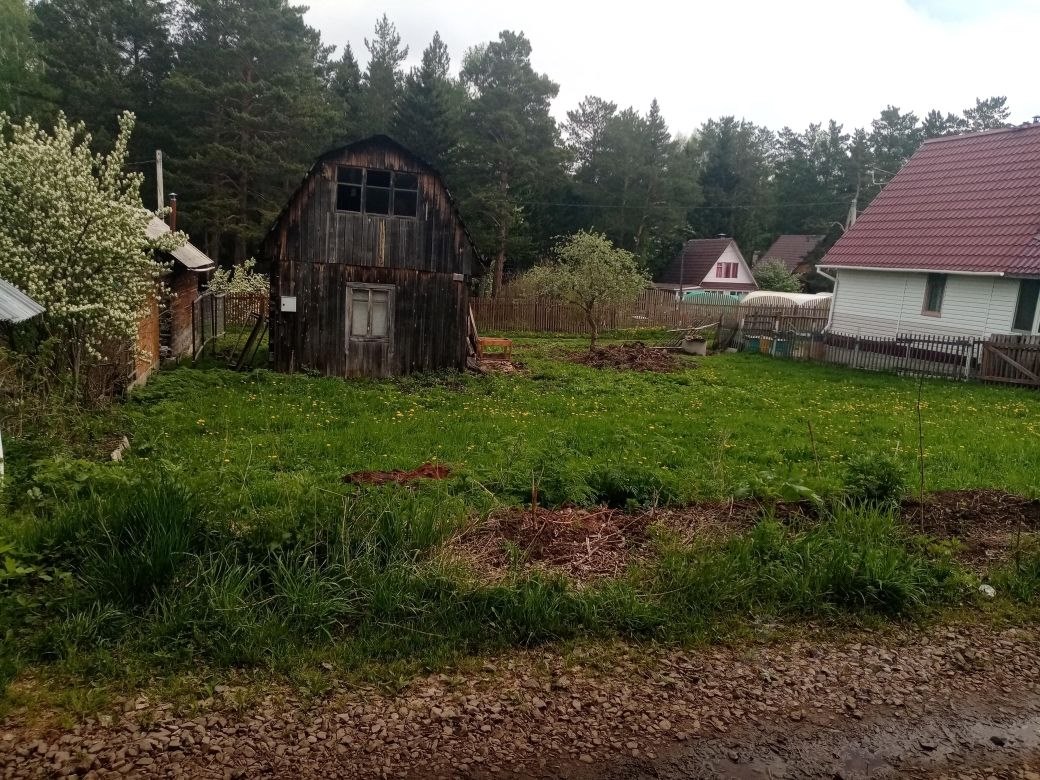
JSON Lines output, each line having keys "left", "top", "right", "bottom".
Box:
{"left": 658, "top": 238, "right": 740, "bottom": 286}
{"left": 700, "top": 281, "right": 757, "bottom": 292}
{"left": 761, "top": 234, "right": 824, "bottom": 272}
{"left": 820, "top": 123, "right": 1040, "bottom": 276}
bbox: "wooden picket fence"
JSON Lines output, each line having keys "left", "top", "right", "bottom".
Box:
{"left": 743, "top": 329, "right": 1040, "bottom": 388}
{"left": 224, "top": 293, "right": 268, "bottom": 328}
{"left": 471, "top": 289, "right": 831, "bottom": 336}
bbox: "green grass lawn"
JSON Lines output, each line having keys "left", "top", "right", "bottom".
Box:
{"left": 128, "top": 339, "right": 1040, "bottom": 514}
{"left": 1, "top": 339, "right": 1039, "bottom": 700}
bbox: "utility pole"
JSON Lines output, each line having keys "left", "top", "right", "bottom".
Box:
{"left": 155, "top": 149, "right": 164, "bottom": 214}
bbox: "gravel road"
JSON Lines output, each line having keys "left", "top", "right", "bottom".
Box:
{"left": 3, "top": 622, "right": 1039, "bottom": 778}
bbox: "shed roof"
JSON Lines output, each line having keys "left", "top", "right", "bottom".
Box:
{"left": 761, "top": 234, "right": 825, "bottom": 272}
{"left": 146, "top": 217, "right": 216, "bottom": 271}
{"left": 657, "top": 238, "right": 737, "bottom": 286}
{"left": 820, "top": 123, "right": 1040, "bottom": 276}
{"left": 0, "top": 276, "right": 45, "bottom": 323}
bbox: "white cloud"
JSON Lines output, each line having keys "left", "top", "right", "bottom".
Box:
{"left": 303, "top": 0, "right": 1040, "bottom": 134}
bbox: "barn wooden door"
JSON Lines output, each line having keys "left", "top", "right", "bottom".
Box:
{"left": 345, "top": 284, "right": 395, "bottom": 377}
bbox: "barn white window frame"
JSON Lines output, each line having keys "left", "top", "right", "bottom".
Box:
{"left": 346, "top": 283, "right": 395, "bottom": 345}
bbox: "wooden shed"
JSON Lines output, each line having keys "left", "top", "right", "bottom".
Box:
{"left": 262, "top": 136, "right": 486, "bottom": 378}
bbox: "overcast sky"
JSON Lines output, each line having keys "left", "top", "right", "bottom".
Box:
{"left": 303, "top": 0, "right": 1040, "bottom": 136}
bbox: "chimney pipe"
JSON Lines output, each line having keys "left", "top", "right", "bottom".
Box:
{"left": 168, "top": 193, "right": 178, "bottom": 231}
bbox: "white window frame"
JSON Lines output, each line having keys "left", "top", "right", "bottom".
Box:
{"left": 1011, "top": 278, "right": 1040, "bottom": 333}
{"left": 346, "top": 283, "right": 395, "bottom": 345}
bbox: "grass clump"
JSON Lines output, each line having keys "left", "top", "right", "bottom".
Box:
{"left": 842, "top": 451, "right": 908, "bottom": 510}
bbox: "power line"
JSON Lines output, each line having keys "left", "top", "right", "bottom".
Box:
{"left": 516, "top": 198, "right": 856, "bottom": 211}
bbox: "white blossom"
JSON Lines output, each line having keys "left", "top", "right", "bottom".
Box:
{"left": 0, "top": 111, "right": 182, "bottom": 374}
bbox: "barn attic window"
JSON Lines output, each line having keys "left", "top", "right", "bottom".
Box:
{"left": 336, "top": 167, "right": 419, "bottom": 218}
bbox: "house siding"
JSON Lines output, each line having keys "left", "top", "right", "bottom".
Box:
{"left": 830, "top": 269, "right": 1023, "bottom": 338}
{"left": 700, "top": 244, "right": 755, "bottom": 288}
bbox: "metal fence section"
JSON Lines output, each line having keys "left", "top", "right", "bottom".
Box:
{"left": 192, "top": 291, "right": 225, "bottom": 359}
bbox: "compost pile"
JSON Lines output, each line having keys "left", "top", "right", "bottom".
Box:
{"left": 342, "top": 463, "right": 451, "bottom": 486}
{"left": 567, "top": 342, "right": 685, "bottom": 372}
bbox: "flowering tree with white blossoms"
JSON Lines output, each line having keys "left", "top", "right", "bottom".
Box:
{"left": 0, "top": 111, "right": 182, "bottom": 385}
{"left": 206, "top": 258, "right": 270, "bottom": 296}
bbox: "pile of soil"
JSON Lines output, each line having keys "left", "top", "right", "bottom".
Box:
{"left": 903, "top": 489, "right": 1040, "bottom": 568}
{"left": 458, "top": 502, "right": 801, "bottom": 582}
{"left": 567, "top": 342, "right": 686, "bottom": 373}
{"left": 342, "top": 463, "right": 451, "bottom": 486}
{"left": 456, "top": 490, "right": 1037, "bottom": 582}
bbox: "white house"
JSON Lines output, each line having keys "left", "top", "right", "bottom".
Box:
{"left": 818, "top": 122, "right": 1040, "bottom": 339}
{"left": 655, "top": 237, "right": 758, "bottom": 296}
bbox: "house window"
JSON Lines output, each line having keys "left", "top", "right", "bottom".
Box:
{"left": 348, "top": 284, "right": 394, "bottom": 341}
{"left": 336, "top": 167, "right": 419, "bottom": 218}
{"left": 1012, "top": 279, "right": 1040, "bottom": 332}
{"left": 922, "top": 273, "right": 946, "bottom": 315}
{"left": 715, "top": 262, "right": 738, "bottom": 279}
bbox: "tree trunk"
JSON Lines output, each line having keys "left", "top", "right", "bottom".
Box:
{"left": 493, "top": 220, "right": 507, "bottom": 297}
{"left": 587, "top": 310, "right": 598, "bottom": 350}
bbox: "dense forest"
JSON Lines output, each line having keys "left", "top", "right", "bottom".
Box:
{"left": 0, "top": 0, "right": 1021, "bottom": 292}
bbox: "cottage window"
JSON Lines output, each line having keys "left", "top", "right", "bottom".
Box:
{"left": 922, "top": 274, "right": 946, "bottom": 315}
{"left": 336, "top": 167, "right": 419, "bottom": 218}
{"left": 1013, "top": 279, "right": 1040, "bottom": 332}
{"left": 348, "top": 284, "right": 394, "bottom": 341}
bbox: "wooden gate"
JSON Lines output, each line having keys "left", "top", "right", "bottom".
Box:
{"left": 978, "top": 335, "right": 1040, "bottom": 387}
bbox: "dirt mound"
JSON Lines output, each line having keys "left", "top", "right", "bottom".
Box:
{"left": 458, "top": 502, "right": 784, "bottom": 582}
{"left": 342, "top": 463, "right": 451, "bottom": 486}
{"left": 456, "top": 491, "right": 1037, "bottom": 582}
{"left": 903, "top": 490, "right": 1040, "bottom": 535}
{"left": 567, "top": 342, "right": 686, "bottom": 372}
{"left": 902, "top": 490, "right": 1040, "bottom": 569}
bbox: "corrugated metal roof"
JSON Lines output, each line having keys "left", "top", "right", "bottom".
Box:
{"left": 0, "top": 276, "right": 45, "bottom": 323}
{"left": 146, "top": 217, "right": 216, "bottom": 271}
{"left": 761, "top": 234, "right": 824, "bottom": 272}
{"left": 820, "top": 123, "right": 1040, "bottom": 276}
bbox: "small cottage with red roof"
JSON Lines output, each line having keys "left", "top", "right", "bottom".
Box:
{"left": 819, "top": 123, "right": 1040, "bottom": 339}
{"left": 761, "top": 234, "right": 825, "bottom": 274}
{"left": 655, "top": 237, "right": 757, "bottom": 296}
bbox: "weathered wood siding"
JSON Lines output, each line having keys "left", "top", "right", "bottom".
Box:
{"left": 271, "top": 263, "right": 467, "bottom": 376}
{"left": 266, "top": 145, "right": 474, "bottom": 275}
{"left": 264, "top": 138, "right": 477, "bottom": 378}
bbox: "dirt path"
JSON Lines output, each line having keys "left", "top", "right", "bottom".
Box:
{"left": 2, "top": 622, "right": 1039, "bottom": 778}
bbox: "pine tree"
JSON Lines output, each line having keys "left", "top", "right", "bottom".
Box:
{"left": 356, "top": 14, "right": 408, "bottom": 137}
{"left": 458, "top": 31, "right": 563, "bottom": 294}
{"left": 330, "top": 43, "right": 363, "bottom": 145}
{"left": 0, "top": 0, "right": 52, "bottom": 118}
{"left": 163, "top": 0, "right": 335, "bottom": 262}
{"left": 393, "top": 31, "right": 463, "bottom": 168}
{"left": 963, "top": 96, "right": 1011, "bottom": 131}
{"left": 30, "top": 0, "right": 173, "bottom": 151}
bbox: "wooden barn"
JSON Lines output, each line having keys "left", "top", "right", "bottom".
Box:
{"left": 263, "top": 136, "right": 486, "bottom": 378}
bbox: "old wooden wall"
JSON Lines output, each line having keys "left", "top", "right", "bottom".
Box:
{"left": 270, "top": 262, "right": 467, "bottom": 377}
{"left": 265, "top": 138, "right": 478, "bottom": 378}
{"left": 265, "top": 144, "right": 474, "bottom": 276}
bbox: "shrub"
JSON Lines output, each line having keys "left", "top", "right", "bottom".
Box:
{"left": 586, "top": 463, "right": 681, "bottom": 508}
{"left": 842, "top": 452, "right": 908, "bottom": 509}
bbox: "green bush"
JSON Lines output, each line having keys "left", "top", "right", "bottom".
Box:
{"left": 842, "top": 452, "right": 908, "bottom": 510}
